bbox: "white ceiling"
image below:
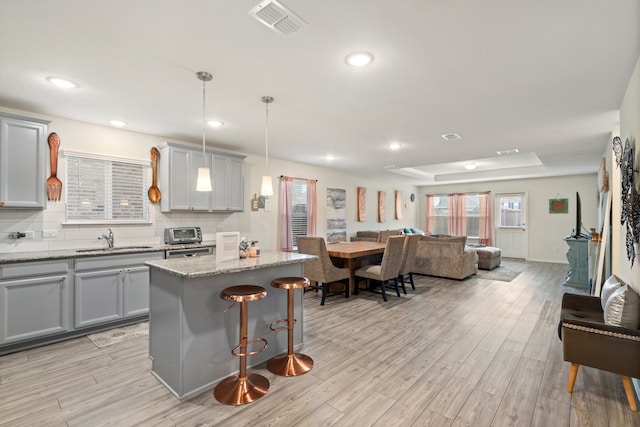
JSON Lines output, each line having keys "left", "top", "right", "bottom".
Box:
{"left": 1, "top": 0, "right": 639, "bottom": 186}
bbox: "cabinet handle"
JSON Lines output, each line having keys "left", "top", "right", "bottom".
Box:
{"left": 0, "top": 201, "right": 4, "bottom": 207}
{"left": 125, "top": 268, "right": 130, "bottom": 273}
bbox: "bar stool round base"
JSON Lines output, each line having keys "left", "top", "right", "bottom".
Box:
{"left": 267, "top": 352, "right": 314, "bottom": 376}
{"left": 213, "top": 373, "right": 270, "bottom": 405}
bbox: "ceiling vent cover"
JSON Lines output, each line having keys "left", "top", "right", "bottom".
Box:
{"left": 249, "top": 0, "right": 308, "bottom": 36}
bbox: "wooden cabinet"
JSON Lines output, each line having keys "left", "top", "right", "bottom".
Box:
{"left": 211, "top": 153, "right": 244, "bottom": 211}
{"left": 0, "top": 112, "right": 49, "bottom": 209}
{"left": 74, "top": 252, "right": 164, "bottom": 328}
{"left": 158, "top": 142, "right": 245, "bottom": 212}
{"left": 0, "top": 260, "right": 71, "bottom": 344}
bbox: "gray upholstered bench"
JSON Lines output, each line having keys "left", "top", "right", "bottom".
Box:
{"left": 474, "top": 246, "right": 501, "bottom": 270}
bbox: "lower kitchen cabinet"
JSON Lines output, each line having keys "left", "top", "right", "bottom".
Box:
{"left": 0, "top": 260, "right": 71, "bottom": 344}
{"left": 74, "top": 252, "right": 164, "bottom": 328}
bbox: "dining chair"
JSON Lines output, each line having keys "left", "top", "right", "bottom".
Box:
{"left": 354, "top": 235, "right": 406, "bottom": 301}
{"left": 377, "top": 229, "right": 402, "bottom": 244}
{"left": 398, "top": 234, "right": 422, "bottom": 291}
{"left": 297, "top": 237, "right": 351, "bottom": 306}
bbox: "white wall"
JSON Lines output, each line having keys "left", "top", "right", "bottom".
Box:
{"left": 418, "top": 174, "right": 598, "bottom": 264}
{"left": 613, "top": 53, "right": 640, "bottom": 296}
{"left": 0, "top": 106, "right": 419, "bottom": 253}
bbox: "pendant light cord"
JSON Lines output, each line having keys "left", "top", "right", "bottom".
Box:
{"left": 264, "top": 101, "right": 269, "bottom": 174}
{"left": 202, "top": 78, "right": 206, "bottom": 160}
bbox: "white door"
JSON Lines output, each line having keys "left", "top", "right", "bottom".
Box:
{"left": 495, "top": 193, "right": 528, "bottom": 259}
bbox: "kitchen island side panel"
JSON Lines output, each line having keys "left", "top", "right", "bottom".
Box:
{"left": 149, "top": 263, "right": 303, "bottom": 399}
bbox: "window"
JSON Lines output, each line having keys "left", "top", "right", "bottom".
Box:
{"left": 431, "top": 196, "right": 449, "bottom": 234}
{"left": 65, "top": 152, "right": 149, "bottom": 223}
{"left": 291, "top": 180, "right": 308, "bottom": 248}
{"left": 426, "top": 192, "right": 492, "bottom": 245}
{"left": 278, "top": 176, "right": 317, "bottom": 252}
{"left": 498, "top": 195, "right": 524, "bottom": 227}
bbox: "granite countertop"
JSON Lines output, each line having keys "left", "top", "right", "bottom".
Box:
{"left": 145, "top": 250, "right": 316, "bottom": 279}
{"left": 0, "top": 241, "right": 216, "bottom": 264}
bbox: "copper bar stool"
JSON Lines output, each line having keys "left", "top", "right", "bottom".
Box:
{"left": 267, "top": 276, "right": 314, "bottom": 376}
{"left": 214, "top": 285, "right": 269, "bottom": 405}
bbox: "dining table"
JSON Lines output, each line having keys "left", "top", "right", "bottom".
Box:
{"left": 326, "top": 241, "right": 386, "bottom": 297}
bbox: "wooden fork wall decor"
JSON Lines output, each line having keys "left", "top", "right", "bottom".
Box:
{"left": 46, "top": 132, "right": 62, "bottom": 201}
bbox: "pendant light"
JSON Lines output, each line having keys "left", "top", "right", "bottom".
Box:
{"left": 260, "top": 96, "right": 274, "bottom": 197}
{"left": 196, "top": 71, "right": 213, "bottom": 192}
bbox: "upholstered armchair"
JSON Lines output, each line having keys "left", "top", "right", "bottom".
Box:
{"left": 559, "top": 292, "right": 640, "bottom": 411}
{"left": 297, "top": 237, "right": 350, "bottom": 306}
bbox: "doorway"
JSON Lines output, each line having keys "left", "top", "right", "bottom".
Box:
{"left": 495, "top": 192, "right": 528, "bottom": 259}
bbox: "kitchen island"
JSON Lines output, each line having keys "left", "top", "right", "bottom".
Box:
{"left": 145, "top": 251, "right": 315, "bottom": 399}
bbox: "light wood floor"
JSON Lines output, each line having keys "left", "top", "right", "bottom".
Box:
{"left": 1, "top": 260, "right": 639, "bottom": 426}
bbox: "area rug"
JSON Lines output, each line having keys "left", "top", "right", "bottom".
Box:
{"left": 87, "top": 321, "right": 149, "bottom": 348}
{"left": 476, "top": 260, "right": 526, "bottom": 282}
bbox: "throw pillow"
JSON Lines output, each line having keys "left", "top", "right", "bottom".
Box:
{"left": 601, "top": 274, "right": 625, "bottom": 310}
{"left": 604, "top": 285, "right": 640, "bottom": 329}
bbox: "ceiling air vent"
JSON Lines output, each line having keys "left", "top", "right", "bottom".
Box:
{"left": 497, "top": 148, "right": 520, "bottom": 155}
{"left": 249, "top": 0, "right": 308, "bottom": 36}
{"left": 441, "top": 133, "right": 462, "bottom": 141}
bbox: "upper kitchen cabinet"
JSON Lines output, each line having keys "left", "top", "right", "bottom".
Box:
{"left": 0, "top": 113, "right": 49, "bottom": 209}
{"left": 158, "top": 142, "right": 244, "bottom": 212}
{"left": 158, "top": 143, "right": 211, "bottom": 212}
{"left": 211, "top": 153, "right": 244, "bottom": 211}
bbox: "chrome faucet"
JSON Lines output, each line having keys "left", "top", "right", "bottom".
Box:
{"left": 98, "top": 228, "right": 114, "bottom": 248}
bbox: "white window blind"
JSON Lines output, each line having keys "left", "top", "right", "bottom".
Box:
{"left": 291, "top": 180, "right": 308, "bottom": 248}
{"left": 65, "top": 152, "right": 149, "bottom": 223}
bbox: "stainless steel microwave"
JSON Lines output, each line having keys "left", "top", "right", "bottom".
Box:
{"left": 164, "top": 227, "right": 202, "bottom": 245}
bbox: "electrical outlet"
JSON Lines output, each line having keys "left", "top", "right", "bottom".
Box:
{"left": 43, "top": 230, "right": 58, "bottom": 238}
{"left": 24, "top": 231, "right": 34, "bottom": 239}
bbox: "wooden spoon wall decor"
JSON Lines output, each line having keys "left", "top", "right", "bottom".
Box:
{"left": 148, "top": 147, "right": 161, "bottom": 203}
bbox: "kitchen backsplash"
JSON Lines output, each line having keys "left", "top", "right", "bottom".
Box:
{"left": 0, "top": 203, "right": 238, "bottom": 253}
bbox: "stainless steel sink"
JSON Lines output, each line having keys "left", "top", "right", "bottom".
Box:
{"left": 76, "top": 246, "right": 153, "bottom": 253}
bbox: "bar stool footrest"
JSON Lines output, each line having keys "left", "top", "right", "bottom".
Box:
{"left": 231, "top": 337, "right": 268, "bottom": 357}
{"left": 267, "top": 352, "right": 314, "bottom": 376}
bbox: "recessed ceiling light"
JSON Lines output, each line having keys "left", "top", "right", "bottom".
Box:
{"left": 389, "top": 142, "right": 401, "bottom": 150}
{"left": 109, "top": 120, "right": 126, "bottom": 127}
{"left": 465, "top": 162, "right": 477, "bottom": 170}
{"left": 207, "top": 120, "right": 224, "bottom": 128}
{"left": 441, "top": 133, "right": 461, "bottom": 141}
{"left": 47, "top": 77, "right": 78, "bottom": 89}
{"left": 345, "top": 51, "right": 374, "bottom": 67}
{"left": 325, "top": 154, "right": 335, "bottom": 161}
{"left": 497, "top": 148, "right": 519, "bottom": 155}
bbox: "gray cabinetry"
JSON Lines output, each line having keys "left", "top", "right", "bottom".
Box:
{"left": 211, "top": 153, "right": 244, "bottom": 211}
{"left": 158, "top": 142, "right": 244, "bottom": 212}
{"left": 74, "top": 252, "right": 164, "bottom": 328}
{"left": 159, "top": 144, "right": 210, "bottom": 211}
{"left": 74, "top": 268, "right": 122, "bottom": 328}
{"left": 0, "top": 112, "right": 49, "bottom": 209}
{"left": 0, "top": 260, "right": 71, "bottom": 344}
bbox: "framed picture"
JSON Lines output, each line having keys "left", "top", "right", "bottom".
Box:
{"left": 549, "top": 198, "right": 568, "bottom": 214}
{"left": 216, "top": 231, "right": 240, "bottom": 262}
